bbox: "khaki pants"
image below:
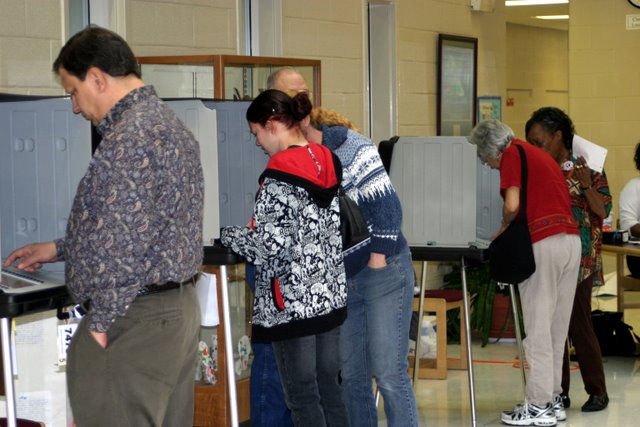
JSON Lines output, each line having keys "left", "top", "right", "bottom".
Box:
{"left": 67, "top": 285, "right": 200, "bottom": 427}
{"left": 519, "top": 233, "right": 580, "bottom": 406}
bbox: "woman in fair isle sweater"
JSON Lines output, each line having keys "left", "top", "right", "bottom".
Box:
{"left": 303, "top": 108, "right": 419, "bottom": 427}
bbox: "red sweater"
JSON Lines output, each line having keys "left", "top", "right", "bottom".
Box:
{"left": 500, "top": 140, "right": 578, "bottom": 243}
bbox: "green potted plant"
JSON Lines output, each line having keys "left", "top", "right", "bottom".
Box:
{"left": 442, "top": 262, "right": 516, "bottom": 346}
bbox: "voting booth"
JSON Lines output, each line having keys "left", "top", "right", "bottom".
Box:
{"left": 387, "top": 136, "right": 502, "bottom": 247}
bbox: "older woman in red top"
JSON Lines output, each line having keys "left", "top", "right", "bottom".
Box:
{"left": 469, "top": 119, "right": 580, "bottom": 427}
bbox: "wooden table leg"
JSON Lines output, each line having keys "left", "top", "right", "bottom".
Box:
{"left": 617, "top": 253, "right": 625, "bottom": 314}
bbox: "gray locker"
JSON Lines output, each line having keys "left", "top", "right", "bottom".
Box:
{"left": 202, "top": 100, "right": 268, "bottom": 230}
{"left": 389, "top": 136, "right": 501, "bottom": 247}
{"left": 0, "top": 97, "right": 91, "bottom": 271}
{"left": 1, "top": 97, "right": 267, "bottom": 262}
{"left": 476, "top": 159, "right": 502, "bottom": 241}
{"left": 168, "top": 100, "right": 269, "bottom": 238}
{"left": 165, "top": 99, "right": 220, "bottom": 244}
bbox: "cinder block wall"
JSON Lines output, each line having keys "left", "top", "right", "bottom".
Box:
{"left": 0, "top": 0, "right": 64, "bottom": 95}
{"left": 127, "top": 0, "right": 238, "bottom": 56}
{"left": 503, "top": 23, "right": 568, "bottom": 140}
{"left": 282, "top": 0, "right": 365, "bottom": 129}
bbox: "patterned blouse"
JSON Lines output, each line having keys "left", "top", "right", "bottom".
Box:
{"left": 55, "top": 86, "right": 204, "bottom": 332}
{"left": 564, "top": 155, "right": 612, "bottom": 285}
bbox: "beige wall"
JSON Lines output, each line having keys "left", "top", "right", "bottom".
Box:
{"left": 504, "top": 23, "right": 568, "bottom": 140}
{"left": 0, "top": 0, "right": 238, "bottom": 96}
{"left": 2, "top": 1, "right": 635, "bottom": 158}
{"left": 0, "top": 0, "right": 64, "bottom": 95}
{"left": 569, "top": 0, "right": 640, "bottom": 278}
{"left": 0, "top": 0, "right": 509, "bottom": 136}
{"left": 282, "top": 0, "right": 509, "bottom": 136}
{"left": 570, "top": 0, "right": 640, "bottom": 218}
{"left": 396, "top": 0, "right": 507, "bottom": 136}
{"left": 127, "top": 0, "right": 238, "bottom": 56}
{"left": 282, "top": 0, "right": 366, "bottom": 129}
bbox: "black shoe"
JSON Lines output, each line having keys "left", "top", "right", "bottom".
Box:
{"left": 581, "top": 393, "right": 609, "bottom": 412}
{"left": 561, "top": 394, "right": 571, "bottom": 409}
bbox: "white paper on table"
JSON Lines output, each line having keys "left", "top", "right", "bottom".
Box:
{"left": 196, "top": 272, "right": 219, "bottom": 327}
{"left": 16, "top": 391, "right": 53, "bottom": 426}
{"left": 573, "top": 135, "right": 607, "bottom": 173}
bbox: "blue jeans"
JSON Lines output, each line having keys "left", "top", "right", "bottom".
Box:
{"left": 250, "top": 342, "right": 294, "bottom": 427}
{"left": 247, "top": 262, "right": 294, "bottom": 427}
{"left": 272, "top": 326, "right": 349, "bottom": 427}
{"left": 340, "top": 246, "right": 418, "bottom": 427}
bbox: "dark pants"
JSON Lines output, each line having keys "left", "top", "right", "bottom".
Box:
{"left": 561, "top": 275, "right": 607, "bottom": 397}
{"left": 627, "top": 255, "right": 640, "bottom": 277}
{"left": 272, "top": 326, "right": 349, "bottom": 427}
{"left": 67, "top": 285, "right": 200, "bottom": 427}
{"left": 246, "top": 262, "right": 294, "bottom": 427}
{"left": 250, "top": 342, "right": 294, "bottom": 427}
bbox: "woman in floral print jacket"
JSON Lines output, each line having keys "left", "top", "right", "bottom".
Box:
{"left": 221, "top": 89, "right": 349, "bottom": 427}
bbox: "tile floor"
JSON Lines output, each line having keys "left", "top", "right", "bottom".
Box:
{"left": 377, "top": 286, "right": 640, "bottom": 427}
{"left": 378, "top": 340, "right": 640, "bottom": 427}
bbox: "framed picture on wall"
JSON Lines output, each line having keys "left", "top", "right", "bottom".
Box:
{"left": 437, "top": 34, "right": 478, "bottom": 136}
{"left": 477, "top": 96, "right": 502, "bottom": 122}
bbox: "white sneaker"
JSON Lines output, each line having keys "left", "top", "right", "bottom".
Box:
{"left": 501, "top": 402, "right": 557, "bottom": 426}
{"left": 552, "top": 394, "right": 567, "bottom": 421}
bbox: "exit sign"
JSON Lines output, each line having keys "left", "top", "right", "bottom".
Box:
{"left": 626, "top": 15, "right": 640, "bottom": 30}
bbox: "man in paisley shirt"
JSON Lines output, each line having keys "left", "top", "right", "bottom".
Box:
{"left": 3, "top": 26, "right": 204, "bottom": 426}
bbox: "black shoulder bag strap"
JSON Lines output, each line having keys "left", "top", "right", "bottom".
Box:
{"left": 514, "top": 144, "right": 528, "bottom": 224}
{"left": 488, "top": 142, "right": 536, "bottom": 284}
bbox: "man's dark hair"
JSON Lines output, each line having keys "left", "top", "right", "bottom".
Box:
{"left": 525, "top": 107, "right": 575, "bottom": 151}
{"left": 53, "top": 26, "right": 141, "bottom": 80}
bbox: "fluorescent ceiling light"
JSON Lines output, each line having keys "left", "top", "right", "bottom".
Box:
{"left": 535, "top": 14, "right": 570, "bottom": 19}
{"left": 506, "top": 0, "right": 568, "bottom": 6}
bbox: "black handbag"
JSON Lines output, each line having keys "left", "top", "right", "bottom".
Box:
{"left": 591, "top": 310, "right": 640, "bottom": 357}
{"left": 488, "top": 144, "right": 536, "bottom": 284}
{"left": 338, "top": 186, "right": 370, "bottom": 250}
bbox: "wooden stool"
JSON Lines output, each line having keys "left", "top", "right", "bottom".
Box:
{"left": 408, "top": 289, "right": 468, "bottom": 380}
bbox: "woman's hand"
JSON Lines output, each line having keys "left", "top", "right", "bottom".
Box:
{"left": 368, "top": 252, "right": 387, "bottom": 269}
{"left": 91, "top": 331, "right": 108, "bottom": 349}
{"left": 494, "top": 186, "right": 520, "bottom": 240}
{"left": 574, "top": 156, "right": 607, "bottom": 218}
{"left": 573, "top": 156, "right": 592, "bottom": 188}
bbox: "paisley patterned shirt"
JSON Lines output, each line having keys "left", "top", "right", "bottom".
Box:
{"left": 55, "top": 86, "right": 204, "bottom": 332}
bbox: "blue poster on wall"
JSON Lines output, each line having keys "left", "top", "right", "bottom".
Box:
{"left": 477, "top": 96, "right": 502, "bottom": 122}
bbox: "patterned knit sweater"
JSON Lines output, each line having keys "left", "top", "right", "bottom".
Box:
{"left": 320, "top": 126, "right": 408, "bottom": 277}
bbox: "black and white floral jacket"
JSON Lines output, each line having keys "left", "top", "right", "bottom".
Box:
{"left": 221, "top": 143, "right": 347, "bottom": 342}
